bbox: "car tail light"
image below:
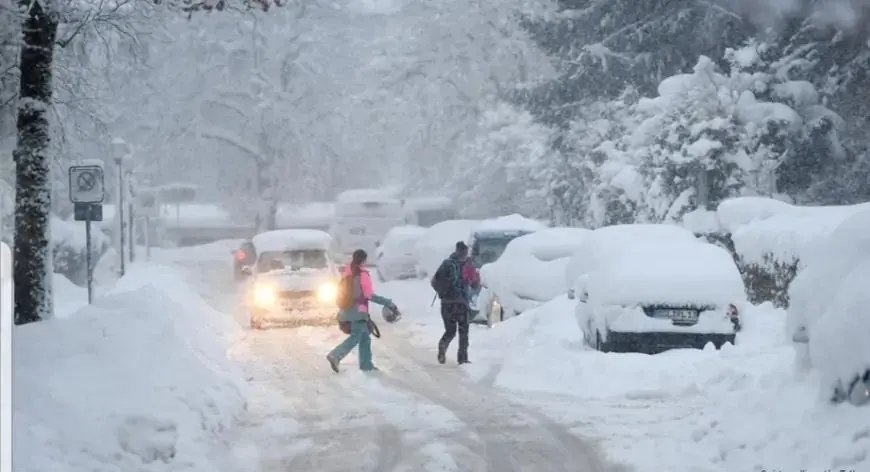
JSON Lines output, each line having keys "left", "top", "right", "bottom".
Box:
{"left": 234, "top": 250, "right": 247, "bottom": 261}
{"left": 727, "top": 304, "right": 739, "bottom": 319}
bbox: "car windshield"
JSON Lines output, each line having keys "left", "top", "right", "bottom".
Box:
{"left": 474, "top": 237, "right": 516, "bottom": 266}
{"left": 257, "top": 249, "right": 328, "bottom": 272}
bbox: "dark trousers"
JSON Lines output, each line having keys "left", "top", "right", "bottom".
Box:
{"left": 438, "top": 301, "right": 469, "bottom": 362}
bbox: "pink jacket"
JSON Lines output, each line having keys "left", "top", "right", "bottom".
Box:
{"left": 344, "top": 264, "right": 374, "bottom": 313}
{"left": 463, "top": 262, "right": 480, "bottom": 288}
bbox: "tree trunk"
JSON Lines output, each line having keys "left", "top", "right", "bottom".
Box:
{"left": 13, "top": 0, "right": 58, "bottom": 325}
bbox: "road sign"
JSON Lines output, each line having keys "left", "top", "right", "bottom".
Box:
{"left": 73, "top": 202, "right": 103, "bottom": 222}
{"left": 69, "top": 165, "right": 105, "bottom": 204}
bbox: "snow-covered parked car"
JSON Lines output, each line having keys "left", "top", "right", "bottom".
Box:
{"left": 243, "top": 229, "right": 340, "bottom": 330}
{"left": 376, "top": 225, "right": 427, "bottom": 281}
{"left": 413, "top": 219, "right": 480, "bottom": 279}
{"left": 788, "top": 208, "right": 870, "bottom": 405}
{"left": 571, "top": 224, "right": 744, "bottom": 354}
{"left": 479, "top": 227, "right": 589, "bottom": 324}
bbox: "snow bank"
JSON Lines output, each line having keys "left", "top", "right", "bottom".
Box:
{"left": 413, "top": 219, "right": 480, "bottom": 277}
{"left": 15, "top": 264, "right": 245, "bottom": 472}
{"left": 53, "top": 273, "right": 88, "bottom": 318}
{"left": 473, "top": 213, "right": 546, "bottom": 233}
{"left": 480, "top": 228, "right": 589, "bottom": 314}
{"left": 456, "top": 296, "right": 870, "bottom": 472}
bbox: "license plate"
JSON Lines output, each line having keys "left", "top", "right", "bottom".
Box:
{"left": 349, "top": 227, "right": 366, "bottom": 235}
{"left": 660, "top": 309, "right": 698, "bottom": 324}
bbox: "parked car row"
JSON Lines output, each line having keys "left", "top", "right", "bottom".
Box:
{"left": 230, "top": 214, "right": 747, "bottom": 357}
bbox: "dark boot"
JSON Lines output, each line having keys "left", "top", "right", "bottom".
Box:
{"left": 437, "top": 350, "right": 446, "bottom": 364}
{"left": 326, "top": 355, "right": 339, "bottom": 373}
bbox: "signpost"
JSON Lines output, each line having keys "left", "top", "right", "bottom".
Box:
{"left": 69, "top": 164, "right": 105, "bottom": 304}
{"left": 137, "top": 187, "right": 158, "bottom": 260}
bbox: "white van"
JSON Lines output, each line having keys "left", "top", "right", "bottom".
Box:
{"left": 331, "top": 188, "right": 403, "bottom": 262}
{"left": 401, "top": 196, "right": 457, "bottom": 228}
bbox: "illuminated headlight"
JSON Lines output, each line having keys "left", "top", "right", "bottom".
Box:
{"left": 317, "top": 283, "right": 337, "bottom": 303}
{"left": 252, "top": 284, "right": 278, "bottom": 308}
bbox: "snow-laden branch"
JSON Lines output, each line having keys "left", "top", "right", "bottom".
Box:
{"left": 199, "top": 127, "right": 262, "bottom": 163}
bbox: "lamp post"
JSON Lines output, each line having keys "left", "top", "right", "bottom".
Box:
{"left": 112, "top": 138, "right": 132, "bottom": 277}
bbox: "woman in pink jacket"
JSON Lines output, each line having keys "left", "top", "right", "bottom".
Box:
{"left": 327, "top": 249, "right": 397, "bottom": 373}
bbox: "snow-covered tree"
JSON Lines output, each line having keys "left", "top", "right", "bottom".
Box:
{"left": 610, "top": 44, "right": 845, "bottom": 224}
{"left": 452, "top": 102, "right": 552, "bottom": 218}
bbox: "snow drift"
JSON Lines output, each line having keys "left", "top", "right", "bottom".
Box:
{"left": 15, "top": 264, "right": 245, "bottom": 472}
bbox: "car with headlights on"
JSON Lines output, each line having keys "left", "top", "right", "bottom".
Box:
{"left": 243, "top": 229, "right": 340, "bottom": 329}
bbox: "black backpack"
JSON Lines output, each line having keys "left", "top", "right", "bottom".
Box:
{"left": 430, "top": 260, "right": 456, "bottom": 299}
{"left": 336, "top": 274, "right": 356, "bottom": 310}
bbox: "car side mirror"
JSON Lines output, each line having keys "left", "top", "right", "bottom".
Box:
{"left": 567, "top": 288, "right": 575, "bottom": 300}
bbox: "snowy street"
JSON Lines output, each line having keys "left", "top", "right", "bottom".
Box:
{"left": 15, "top": 236, "right": 870, "bottom": 472}
{"left": 177, "top": 244, "right": 625, "bottom": 472}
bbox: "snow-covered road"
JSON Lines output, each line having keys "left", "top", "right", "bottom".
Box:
{"left": 181, "top": 256, "right": 628, "bottom": 472}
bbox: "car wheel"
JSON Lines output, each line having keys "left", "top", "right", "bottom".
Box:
{"left": 595, "top": 331, "right": 610, "bottom": 353}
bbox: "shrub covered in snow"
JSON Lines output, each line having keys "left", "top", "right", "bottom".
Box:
{"left": 684, "top": 197, "right": 868, "bottom": 307}
{"left": 51, "top": 217, "right": 111, "bottom": 287}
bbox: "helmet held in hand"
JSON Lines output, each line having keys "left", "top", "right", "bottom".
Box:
{"left": 382, "top": 305, "right": 402, "bottom": 323}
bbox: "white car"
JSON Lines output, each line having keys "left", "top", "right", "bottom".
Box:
{"left": 376, "top": 225, "right": 427, "bottom": 281}
{"left": 479, "top": 227, "right": 589, "bottom": 323}
{"left": 572, "top": 226, "right": 745, "bottom": 354}
{"left": 788, "top": 207, "right": 870, "bottom": 405}
{"left": 242, "top": 229, "right": 340, "bottom": 329}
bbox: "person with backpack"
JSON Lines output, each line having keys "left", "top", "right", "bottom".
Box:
{"left": 431, "top": 241, "right": 478, "bottom": 365}
{"left": 327, "top": 249, "right": 397, "bottom": 373}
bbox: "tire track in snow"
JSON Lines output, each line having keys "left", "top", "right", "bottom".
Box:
{"left": 371, "top": 332, "right": 634, "bottom": 472}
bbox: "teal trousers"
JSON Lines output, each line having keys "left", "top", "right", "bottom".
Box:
{"left": 328, "top": 320, "right": 374, "bottom": 370}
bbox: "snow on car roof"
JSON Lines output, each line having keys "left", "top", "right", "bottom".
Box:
{"left": 473, "top": 214, "right": 546, "bottom": 234}
{"left": 502, "top": 227, "right": 590, "bottom": 261}
{"left": 586, "top": 241, "right": 745, "bottom": 306}
{"left": 566, "top": 223, "right": 698, "bottom": 286}
{"left": 252, "top": 229, "right": 332, "bottom": 253}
